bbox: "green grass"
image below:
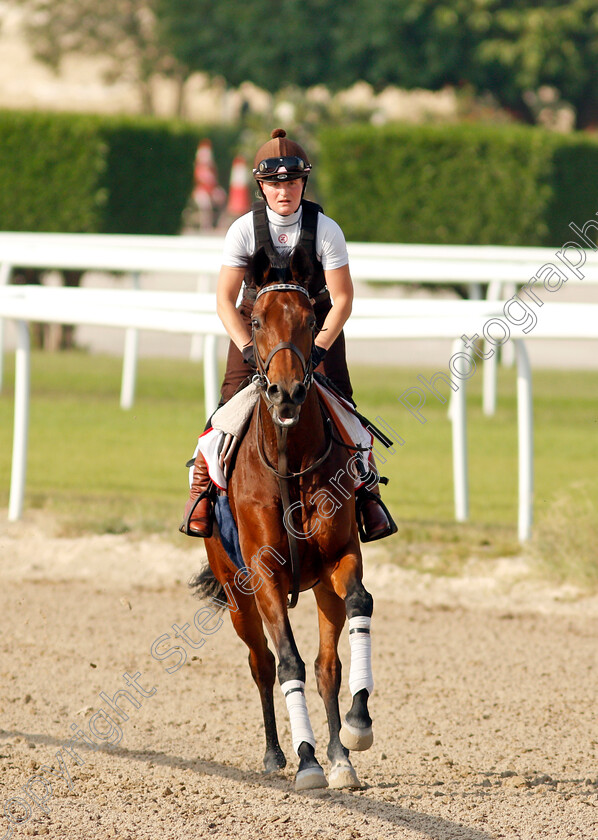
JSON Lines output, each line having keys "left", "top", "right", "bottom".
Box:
{"left": 1, "top": 351, "right": 597, "bottom": 584}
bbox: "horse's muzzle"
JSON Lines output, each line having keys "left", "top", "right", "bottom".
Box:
{"left": 267, "top": 381, "right": 306, "bottom": 426}
{"left": 267, "top": 381, "right": 307, "bottom": 406}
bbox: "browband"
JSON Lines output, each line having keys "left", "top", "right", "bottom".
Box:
{"left": 255, "top": 283, "right": 310, "bottom": 301}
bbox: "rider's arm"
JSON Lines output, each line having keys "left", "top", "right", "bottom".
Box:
{"left": 216, "top": 265, "right": 251, "bottom": 351}
{"left": 315, "top": 264, "right": 354, "bottom": 351}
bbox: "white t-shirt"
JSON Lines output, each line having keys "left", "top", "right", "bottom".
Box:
{"left": 222, "top": 204, "right": 349, "bottom": 271}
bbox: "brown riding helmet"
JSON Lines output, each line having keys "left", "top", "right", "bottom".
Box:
{"left": 253, "top": 128, "right": 311, "bottom": 182}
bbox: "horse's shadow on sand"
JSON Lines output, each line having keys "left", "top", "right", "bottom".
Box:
{"left": 3, "top": 728, "right": 493, "bottom": 840}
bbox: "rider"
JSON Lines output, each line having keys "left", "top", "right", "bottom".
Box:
{"left": 181, "top": 128, "right": 395, "bottom": 541}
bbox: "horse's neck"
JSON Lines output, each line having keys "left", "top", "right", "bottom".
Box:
{"left": 258, "top": 388, "right": 325, "bottom": 471}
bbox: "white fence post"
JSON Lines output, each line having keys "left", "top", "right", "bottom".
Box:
{"left": 483, "top": 352, "right": 498, "bottom": 416}
{"left": 515, "top": 340, "right": 533, "bottom": 541}
{"left": 449, "top": 338, "right": 469, "bottom": 522}
{"left": 501, "top": 281, "right": 517, "bottom": 367}
{"left": 0, "top": 261, "right": 12, "bottom": 394}
{"left": 120, "top": 272, "right": 140, "bottom": 410}
{"left": 120, "top": 327, "right": 139, "bottom": 410}
{"left": 8, "top": 320, "right": 30, "bottom": 522}
{"left": 482, "top": 278, "right": 504, "bottom": 416}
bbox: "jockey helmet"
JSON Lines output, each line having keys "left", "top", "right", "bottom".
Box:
{"left": 253, "top": 129, "right": 311, "bottom": 182}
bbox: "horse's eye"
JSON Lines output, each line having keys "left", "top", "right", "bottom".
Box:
{"left": 251, "top": 317, "right": 261, "bottom": 330}
{"left": 307, "top": 316, "right": 316, "bottom": 330}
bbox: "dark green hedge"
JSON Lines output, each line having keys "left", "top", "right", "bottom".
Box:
{"left": 317, "top": 123, "right": 598, "bottom": 247}
{"left": 0, "top": 110, "right": 240, "bottom": 234}
{"left": 0, "top": 111, "right": 106, "bottom": 233}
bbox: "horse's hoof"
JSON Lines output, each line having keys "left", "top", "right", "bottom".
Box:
{"left": 339, "top": 720, "right": 374, "bottom": 751}
{"left": 295, "top": 766, "right": 328, "bottom": 791}
{"left": 263, "top": 747, "right": 286, "bottom": 774}
{"left": 329, "top": 761, "right": 361, "bottom": 789}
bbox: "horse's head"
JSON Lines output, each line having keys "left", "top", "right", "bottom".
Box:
{"left": 249, "top": 246, "right": 317, "bottom": 428}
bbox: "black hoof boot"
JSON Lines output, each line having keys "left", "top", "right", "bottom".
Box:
{"left": 295, "top": 741, "right": 328, "bottom": 791}
{"left": 340, "top": 688, "right": 374, "bottom": 751}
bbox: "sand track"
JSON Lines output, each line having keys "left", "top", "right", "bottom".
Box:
{"left": 1, "top": 517, "right": 597, "bottom": 839}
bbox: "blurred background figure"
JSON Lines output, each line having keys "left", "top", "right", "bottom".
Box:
{"left": 192, "top": 139, "right": 226, "bottom": 230}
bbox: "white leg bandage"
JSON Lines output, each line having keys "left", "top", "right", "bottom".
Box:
{"left": 348, "top": 616, "right": 374, "bottom": 696}
{"left": 280, "top": 680, "right": 316, "bottom": 754}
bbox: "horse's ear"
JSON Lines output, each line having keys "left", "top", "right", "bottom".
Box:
{"left": 290, "top": 245, "right": 313, "bottom": 288}
{"left": 252, "top": 247, "right": 272, "bottom": 288}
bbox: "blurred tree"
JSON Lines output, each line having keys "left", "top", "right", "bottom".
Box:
{"left": 14, "top": 0, "right": 598, "bottom": 129}
{"left": 469, "top": 0, "right": 598, "bottom": 129}
{"left": 156, "top": 0, "right": 341, "bottom": 91}
{"left": 332, "top": 0, "right": 479, "bottom": 92}
{"left": 334, "top": 0, "right": 598, "bottom": 129}
{"left": 14, "top": 0, "right": 190, "bottom": 114}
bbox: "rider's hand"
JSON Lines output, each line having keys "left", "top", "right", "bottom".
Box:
{"left": 311, "top": 344, "right": 327, "bottom": 369}
{"left": 242, "top": 343, "right": 257, "bottom": 369}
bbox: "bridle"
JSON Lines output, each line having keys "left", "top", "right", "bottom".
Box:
{"left": 250, "top": 280, "right": 330, "bottom": 609}
{"left": 251, "top": 282, "right": 315, "bottom": 396}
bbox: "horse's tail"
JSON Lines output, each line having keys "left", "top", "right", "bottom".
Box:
{"left": 188, "top": 564, "right": 226, "bottom": 609}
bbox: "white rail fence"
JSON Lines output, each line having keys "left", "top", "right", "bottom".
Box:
{"left": 2, "top": 232, "right": 598, "bottom": 540}
{"left": 2, "top": 232, "right": 597, "bottom": 408}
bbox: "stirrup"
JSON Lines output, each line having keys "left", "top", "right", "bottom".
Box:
{"left": 179, "top": 487, "right": 214, "bottom": 538}
{"left": 355, "top": 489, "right": 398, "bottom": 543}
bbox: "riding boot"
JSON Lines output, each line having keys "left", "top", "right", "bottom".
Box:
{"left": 356, "top": 480, "right": 398, "bottom": 543}
{"left": 180, "top": 452, "right": 213, "bottom": 538}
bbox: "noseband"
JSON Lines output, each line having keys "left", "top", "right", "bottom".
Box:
{"left": 251, "top": 283, "right": 315, "bottom": 396}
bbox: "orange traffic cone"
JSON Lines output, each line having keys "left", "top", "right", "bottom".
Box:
{"left": 226, "top": 156, "right": 251, "bottom": 218}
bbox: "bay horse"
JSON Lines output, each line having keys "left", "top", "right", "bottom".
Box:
{"left": 192, "top": 245, "right": 375, "bottom": 790}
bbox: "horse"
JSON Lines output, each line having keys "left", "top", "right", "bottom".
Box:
{"left": 191, "top": 245, "right": 375, "bottom": 790}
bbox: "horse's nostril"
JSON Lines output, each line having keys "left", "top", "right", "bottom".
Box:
{"left": 292, "top": 383, "right": 307, "bottom": 405}
{"left": 267, "top": 383, "right": 281, "bottom": 404}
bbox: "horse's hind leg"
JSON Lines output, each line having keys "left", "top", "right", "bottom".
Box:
{"left": 327, "top": 557, "right": 375, "bottom": 752}
{"left": 313, "top": 584, "right": 361, "bottom": 789}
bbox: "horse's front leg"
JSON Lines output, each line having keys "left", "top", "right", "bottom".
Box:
{"left": 327, "top": 553, "right": 375, "bottom": 752}
{"left": 204, "top": 541, "right": 286, "bottom": 773}
{"left": 254, "top": 582, "right": 328, "bottom": 791}
{"left": 313, "top": 583, "right": 361, "bottom": 789}
{"left": 229, "top": 598, "right": 287, "bottom": 774}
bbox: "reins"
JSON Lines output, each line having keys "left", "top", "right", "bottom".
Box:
{"left": 255, "top": 405, "right": 333, "bottom": 479}
{"left": 251, "top": 280, "right": 326, "bottom": 609}
{"left": 274, "top": 426, "right": 313, "bottom": 609}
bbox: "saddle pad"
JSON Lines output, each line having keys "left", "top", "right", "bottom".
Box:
{"left": 315, "top": 382, "right": 374, "bottom": 488}
{"left": 195, "top": 381, "right": 374, "bottom": 491}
